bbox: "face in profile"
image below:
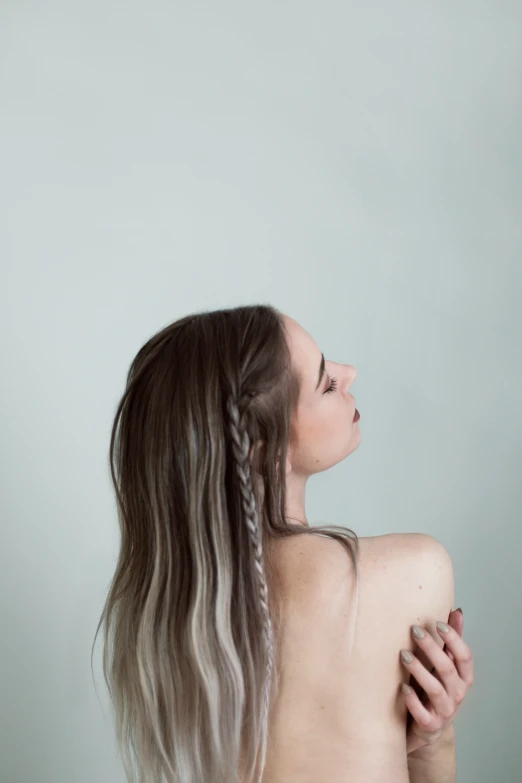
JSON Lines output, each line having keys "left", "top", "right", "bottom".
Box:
{"left": 283, "top": 314, "right": 360, "bottom": 478}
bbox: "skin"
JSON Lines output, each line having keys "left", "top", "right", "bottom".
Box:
{"left": 279, "top": 315, "right": 473, "bottom": 757}
{"left": 281, "top": 313, "right": 361, "bottom": 527}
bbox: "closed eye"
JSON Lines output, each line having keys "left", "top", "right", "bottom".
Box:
{"left": 324, "top": 376, "right": 338, "bottom": 394}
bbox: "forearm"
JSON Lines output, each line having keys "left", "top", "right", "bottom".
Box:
{"left": 407, "top": 725, "right": 456, "bottom": 783}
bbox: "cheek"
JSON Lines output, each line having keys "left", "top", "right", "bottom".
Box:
{"left": 305, "top": 404, "right": 352, "bottom": 443}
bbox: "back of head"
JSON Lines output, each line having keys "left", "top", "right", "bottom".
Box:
{"left": 92, "top": 303, "right": 359, "bottom": 783}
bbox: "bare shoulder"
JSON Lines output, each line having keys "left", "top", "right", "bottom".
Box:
{"left": 282, "top": 530, "right": 455, "bottom": 659}
{"left": 366, "top": 532, "right": 455, "bottom": 620}
{"left": 319, "top": 531, "right": 456, "bottom": 675}
{"left": 320, "top": 531, "right": 456, "bottom": 703}
{"left": 268, "top": 529, "right": 359, "bottom": 607}
{"left": 269, "top": 529, "right": 457, "bottom": 750}
{"left": 361, "top": 531, "right": 454, "bottom": 584}
{"left": 271, "top": 529, "right": 455, "bottom": 632}
{"left": 331, "top": 531, "right": 455, "bottom": 622}
{"left": 277, "top": 529, "right": 452, "bottom": 586}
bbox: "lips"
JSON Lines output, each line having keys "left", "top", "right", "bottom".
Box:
{"left": 353, "top": 408, "right": 360, "bottom": 422}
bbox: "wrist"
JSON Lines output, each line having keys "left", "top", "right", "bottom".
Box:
{"left": 408, "top": 722, "right": 456, "bottom": 761}
{"left": 407, "top": 733, "right": 429, "bottom": 755}
{"left": 407, "top": 732, "right": 456, "bottom": 783}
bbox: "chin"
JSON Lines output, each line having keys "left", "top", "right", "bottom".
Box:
{"left": 348, "top": 427, "right": 361, "bottom": 452}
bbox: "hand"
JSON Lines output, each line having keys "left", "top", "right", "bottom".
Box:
{"left": 439, "top": 607, "right": 464, "bottom": 662}
{"left": 401, "top": 609, "right": 473, "bottom": 754}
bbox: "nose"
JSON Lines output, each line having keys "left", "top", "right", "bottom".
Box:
{"left": 332, "top": 363, "right": 356, "bottom": 394}
{"left": 343, "top": 367, "right": 356, "bottom": 395}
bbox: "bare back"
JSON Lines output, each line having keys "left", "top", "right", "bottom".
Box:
{"left": 255, "top": 531, "right": 455, "bottom": 783}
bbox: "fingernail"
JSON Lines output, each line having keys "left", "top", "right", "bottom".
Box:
{"left": 412, "top": 625, "right": 425, "bottom": 640}
{"left": 400, "top": 649, "right": 414, "bottom": 663}
{"left": 402, "top": 683, "right": 412, "bottom": 695}
{"left": 436, "top": 621, "right": 450, "bottom": 634}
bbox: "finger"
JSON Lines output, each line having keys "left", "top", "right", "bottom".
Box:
{"left": 409, "top": 626, "right": 463, "bottom": 695}
{"left": 432, "top": 646, "right": 455, "bottom": 672}
{"left": 401, "top": 682, "right": 434, "bottom": 729}
{"left": 400, "top": 649, "right": 455, "bottom": 718}
{"left": 436, "top": 621, "right": 474, "bottom": 687}
{"left": 448, "top": 610, "right": 464, "bottom": 637}
{"left": 441, "top": 639, "right": 455, "bottom": 663}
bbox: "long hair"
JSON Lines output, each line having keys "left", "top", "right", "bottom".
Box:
{"left": 91, "top": 303, "right": 359, "bottom": 783}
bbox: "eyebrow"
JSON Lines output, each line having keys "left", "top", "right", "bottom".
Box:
{"left": 315, "top": 353, "right": 325, "bottom": 391}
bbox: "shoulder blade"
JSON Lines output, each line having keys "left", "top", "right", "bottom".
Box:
{"left": 369, "top": 533, "right": 456, "bottom": 671}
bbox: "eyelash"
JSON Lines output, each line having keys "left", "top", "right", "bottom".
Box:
{"left": 324, "top": 376, "right": 338, "bottom": 394}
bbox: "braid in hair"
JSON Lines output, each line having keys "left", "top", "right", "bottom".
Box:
{"left": 225, "top": 394, "right": 274, "bottom": 768}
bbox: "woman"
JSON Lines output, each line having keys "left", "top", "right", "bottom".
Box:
{"left": 92, "top": 304, "right": 473, "bottom": 783}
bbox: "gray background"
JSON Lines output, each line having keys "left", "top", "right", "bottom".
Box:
{"left": 2, "top": 1, "right": 521, "bottom": 781}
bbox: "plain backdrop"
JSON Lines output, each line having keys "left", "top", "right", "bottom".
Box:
{"left": 2, "top": 2, "right": 521, "bottom": 781}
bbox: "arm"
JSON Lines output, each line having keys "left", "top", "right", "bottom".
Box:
{"left": 398, "top": 539, "right": 471, "bottom": 779}
{"left": 407, "top": 721, "right": 456, "bottom": 783}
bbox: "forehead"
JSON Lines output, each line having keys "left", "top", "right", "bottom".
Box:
{"left": 282, "top": 315, "right": 319, "bottom": 372}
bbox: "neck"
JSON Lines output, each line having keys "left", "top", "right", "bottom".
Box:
{"left": 284, "top": 469, "right": 310, "bottom": 526}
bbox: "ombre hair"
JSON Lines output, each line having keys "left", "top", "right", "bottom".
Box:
{"left": 92, "top": 303, "right": 359, "bottom": 783}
